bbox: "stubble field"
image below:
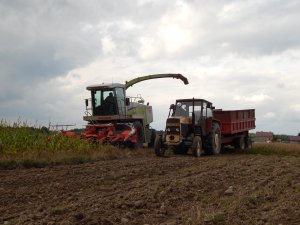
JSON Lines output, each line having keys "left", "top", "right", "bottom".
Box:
{"left": 1, "top": 143, "right": 300, "bottom": 225}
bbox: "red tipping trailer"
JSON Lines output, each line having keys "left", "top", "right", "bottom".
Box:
{"left": 214, "top": 109, "right": 255, "bottom": 148}
{"left": 214, "top": 109, "right": 255, "bottom": 134}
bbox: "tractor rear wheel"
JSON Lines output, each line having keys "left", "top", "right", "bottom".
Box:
{"left": 192, "top": 136, "right": 202, "bottom": 157}
{"left": 154, "top": 136, "right": 165, "bottom": 157}
{"left": 133, "top": 121, "right": 144, "bottom": 148}
{"left": 205, "top": 123, "right": 221, "bottom": 155}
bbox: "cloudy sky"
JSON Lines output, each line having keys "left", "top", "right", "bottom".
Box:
{"left": 0, "top": 0, "right": 300, "bottom": 135}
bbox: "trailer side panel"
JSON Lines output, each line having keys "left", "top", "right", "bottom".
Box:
{"left": 214, "top": 109, "right": 255, "bottom": 134}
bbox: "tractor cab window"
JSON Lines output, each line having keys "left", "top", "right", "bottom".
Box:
{"left": 174, "top": 102, "right": 189, "bottom": 117}
{"left": 174, "top": 100, "right": 205, "bottom": 120}
{"left": 201, "top": 102, "right": 213, "bottom": 118}
{"left": 173, "top": 100, "right": 205, "bottom": 125}
{"left": 193, "top": 105, "right": 202, "bottom": 122}
{"left": 207, "top": 108, "right": 213, "bottom": 117}
{"left": 92, "top": 89, "right": 118, "bottom": 116}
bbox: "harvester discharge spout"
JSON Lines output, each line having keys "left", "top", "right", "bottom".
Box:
{"left": 125, "top": 73, "right": 189, "bottom": 90}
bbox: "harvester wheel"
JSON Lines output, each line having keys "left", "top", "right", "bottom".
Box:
{"left": 154, "top": 135, "right": 165, "bottom": 157}
{"left": 133, "top": 121, "right": 144, "bottom": 148}
{"left": 205, "top": 123, "right": 221, "bottom": 155}
{"left": 192, "top": 136, "right": 202, "bottom": 157}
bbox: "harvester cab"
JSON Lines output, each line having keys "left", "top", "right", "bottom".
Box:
{"left": 86, "top": 83, "right": 127, "bottom": 117}
{"left": 81, "top": 73, "right": 189, "bottom": 148}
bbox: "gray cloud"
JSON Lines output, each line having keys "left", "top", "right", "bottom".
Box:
{"left": 0, "top": 0, "right": 300, "bottom": 135}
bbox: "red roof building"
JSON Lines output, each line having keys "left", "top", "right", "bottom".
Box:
{"left": 289, "top": 136, "right": 300, "bottom": 143}
{"left": 255, "top": 131, "right": 274, "bottom": 142}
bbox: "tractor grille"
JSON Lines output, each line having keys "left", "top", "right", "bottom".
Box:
{"left": 166, "top": 118, "right": 180, "bottom": 134}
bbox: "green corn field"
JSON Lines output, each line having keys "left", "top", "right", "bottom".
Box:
{"left": 0, "top": 120, "right": 149, "bottom": 169}
{"left": 1, "top": 120, "right": 299, "bottom": 170}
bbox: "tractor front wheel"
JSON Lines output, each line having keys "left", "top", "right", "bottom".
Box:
{"left": 192, "top": 136, "right": 202, "bottom": 157}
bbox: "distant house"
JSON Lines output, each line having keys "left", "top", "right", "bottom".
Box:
{"left": 289, "top": 136, "right": 300, "bottom": 144}
{"left": 255, "top": 131, "right": 274, "bottom": 143}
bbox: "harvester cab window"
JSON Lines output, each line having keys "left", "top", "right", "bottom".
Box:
{"left": 92, "top": 89, "right": 118, "bottom": 116}
{"left": 115, "top": 87, "right": 126, "bottom": 116}
{"left": 103, "top": 90, "right": 117, "bottom": 115}
{"left": 92, "top": 90, "right": 102, "bottom": 115}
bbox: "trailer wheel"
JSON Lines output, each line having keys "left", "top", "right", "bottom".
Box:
{"left": 154, "top": 135, "right": 165, "bottom": 157}
{"left": 245, "top": 138, "right": 252, "bottom": 150}
{"left": 133, "top": 121, "right": 144, "bottom": 148}
{"left": 234, "top": 137, "right": 245, "bottom": 150}
{"left": 206, "top": 123, "right": 221, "bottom": 155}
{"left": 192, "top": 136, "right": 202, "bottom": 157}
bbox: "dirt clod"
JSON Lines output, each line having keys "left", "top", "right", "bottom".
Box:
{"left": 224, "top": 186, "right": 234, "bottom": 195}
{"left": 74, "top": 212, "right": 85, "bottom": 220}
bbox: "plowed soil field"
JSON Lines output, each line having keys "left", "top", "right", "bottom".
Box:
{"left": 1, "top": 152, "right": 300, "bottom": 225}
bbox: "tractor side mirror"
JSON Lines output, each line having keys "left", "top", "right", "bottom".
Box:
{"left": 85, "top": 99, "right": 89, "bottom": 108}
{"left": 169, "top": 104, "right": 175, "bottom": 110}
{"left": 168, "top": 104, "right": 176, "bottom": 117}
{"left": 125, "top": 97, "right": 130, "bottom": 106}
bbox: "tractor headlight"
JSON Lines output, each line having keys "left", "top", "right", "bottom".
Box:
{"left": 166, "top": 128, "right": 170, "bottom": 132}
{"left": 176, "top": 127, "right": 180, "bottom": 132}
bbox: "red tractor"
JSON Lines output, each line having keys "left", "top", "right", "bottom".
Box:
{"left": 155, "top": 98, "right": 255, "bottom": 156}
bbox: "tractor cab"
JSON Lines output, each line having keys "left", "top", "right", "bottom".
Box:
{"left": 170, "top": 99, "right": 213, "bottom": 121}
{"left": 166, "top": 99, "right": 215, "bottom": 138}
{"left": 86, "top": 83, "right": 127, "bottom": 116}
